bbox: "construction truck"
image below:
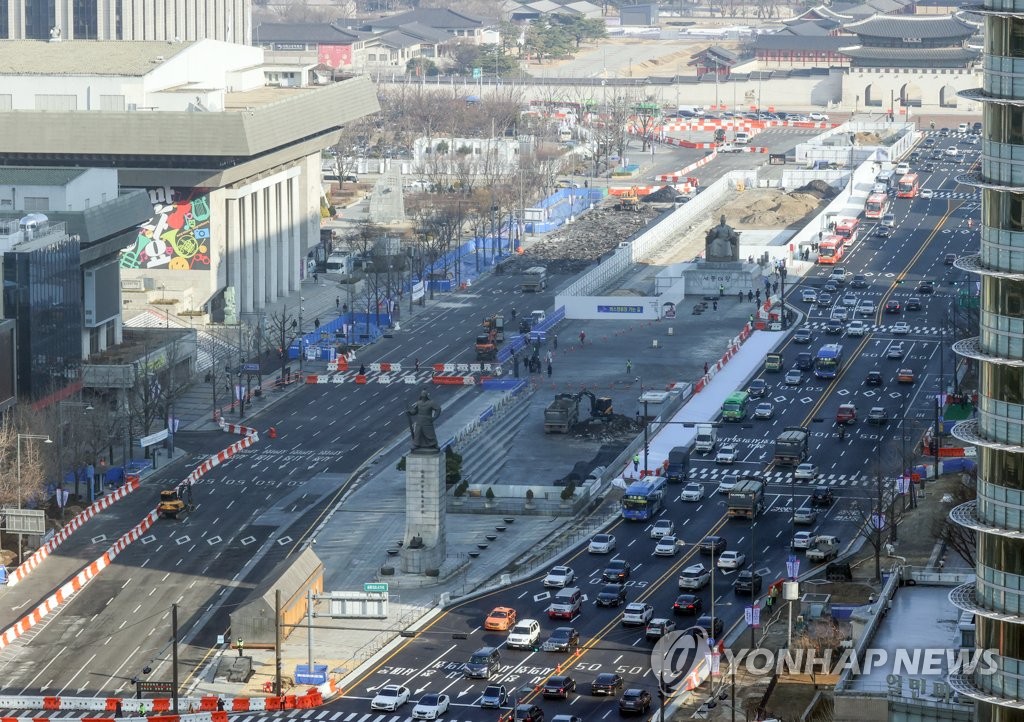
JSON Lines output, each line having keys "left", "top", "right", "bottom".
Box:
{"left": 726, "top": 479, "right": 765, "bottom": 520}
{"left": 544, "top": 389, "right": 614, "bottom": 433}
{"left": 617, "top": 187, "right": 642, "bottom": 212}
{"left": 773, "top": 426, "right": 810, "bottom": 466}
{"left": 483, "top": 314, "right": 505, "bottom": 342}
{"left": 475, "top": 330, "right": 498, "bottom": 361}
{"left": 158, "top": 488, "right": 186, "bottom": 519}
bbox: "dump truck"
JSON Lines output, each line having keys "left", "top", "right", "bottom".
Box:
{"left": 522, "top": 267, "right": 547, "bottom": 293}
{"left": 806, "top": 535, "right": 841, "bottom": 563}
{"left": 726, "top": 479, "right": 765, "bottom": 520}
{"left": 617, "top": 187, "right": 642, "bottom": 212}
{"left": 665, "top": 447, "right": 690, "bottom": 483}
{"left": 773, "top": 426, "right": 809, "bottom": 466}
{"left": 475, "top": 331, "right": 498, "bottom": 361}
{"left": 483, "top": 314, "right": 505, "bottom": 342}
{"left": 158, "top": 489, "right": 185, "bottom": 519}
{"left": 544, "top": 390, "right": 614, "bottom": 433}
{"left": 694, "top": 424, "right": 717, "bottom": 454}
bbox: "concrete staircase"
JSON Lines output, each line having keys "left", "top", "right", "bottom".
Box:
{"left": 456, "top": 390, "right": 534, "bottom": 488}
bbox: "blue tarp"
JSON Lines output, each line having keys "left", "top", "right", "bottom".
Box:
{"left": 289, "top": 312, "right": 392, "bottom": 357}
{"left": 497, "top": 307, "right": 566, "bottom": 364}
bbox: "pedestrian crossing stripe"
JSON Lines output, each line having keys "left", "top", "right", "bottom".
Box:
{"left": 320, "top": 369, "right": 438, "bottom": 384}
{"left": 802, "top": 320, "right": 942, "bottom": 335}
{"left": 683, "top": 467, "right": 870, "bottom": 486}
{"left": 0, "top": 712, "right": 504, "bottom": 722}
{"left": 929, "top": 191, "right": 979, "bottom": 201}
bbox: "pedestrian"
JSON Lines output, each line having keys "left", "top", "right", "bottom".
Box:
{"left": 313, "top": 271, "right": 318, "bottom": 283}
{"left": 719, "top": 283, "right": 724, "bottom": 297}
{"left": 114, "top": 702, "right": 122, "bottom": 719}
{"left": 712, "top": 300, "right": 718, "bottom": 311}
{"left": 335, "top": 296, "right": 340, "bottom": 309}
{"left": 139, "top": 704, "right": 145, "bottom": 717}
{"left": 749, "top": 313, "right": 754, "bottom": 325}
{"left": 704, "top": 362, "right": 709, "bottom": 375}
{"left": 626, "top": 359, "right": 632, "bottom": 374}
{"left": 314, "top": 317, "right": 320, "bottom": 330}
{"left": 359, "top": 364, "right": 366, "bottom": 375}
{"left": 546, "top": 361, "right": 552, "bottom": 377}
{"left": 632, "top": 454, "right": 640, "bottom": 472}
{"left": 342, "top": 303, "right": 348, "bottom": 314}
{"left": 747, "top": 290, "right": 753, "bottom": 302}
{"left": 546, "top": 351, "right": 553, "bottom": 365}
{"left": 738, "top": 290, "right": 743, "bottom": 302}
{"left": 579, "top": 330, "right": 586, "bottom": 345}
{"left": 237, "top": 637, "right": 244, "bottom": 657}
{"left": 553, "top": 334, "right": 558, "bottom": 350}
{"left": 216, "top": 699, "right": 225, "bottom": 712}
{"left": 818, "top": 230, "right": 823, "bottom": 243}
{"left": 755, "top": 289, "right": 761, "bottom": 303}
{"left": 415, "top": 357, "right": 420, "bottom": 371}
{"left": 772, "top": 281, "right": 778, "bottom": 294}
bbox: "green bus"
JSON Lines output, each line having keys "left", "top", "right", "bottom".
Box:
{"left": 722, "top": 391, "right": 750, "bottom": 421}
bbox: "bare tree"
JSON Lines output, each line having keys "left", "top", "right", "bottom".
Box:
{"left": 847, "top": 469, "right": 899, "bottom": 583}
{"left": 932, "top": 473, "right": 977, "bottom": 567}
{"left": 631, "top": 101, "right": 661, "bottom": 152}
{"left": 124, "top": 337, "right": 193, "bottom": 461}
{"left": 0, "top": 413, "right": 49, "bottom": 510}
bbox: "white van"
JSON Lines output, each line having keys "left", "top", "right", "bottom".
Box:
{"left": 734, "top": 131, "right": 751, "bottom": 145}
{"left": 957, "top": 122, "right": 969, "bottom": 134}
{"left": 895, "top": 162, "right": 910, "bottom": 175}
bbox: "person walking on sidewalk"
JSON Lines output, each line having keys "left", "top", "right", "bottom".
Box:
{"left": 336, "top": 296, "right": 340, "bottom": 309}
{"left": 632, "top": 454, "right": 640, "bottom": 472}
{"left": 415, "top": 357, "right": 420, "bottom": 371}
{"left": 719, "top": 283, "right": 724, "bottom": 297}
{"left": 738, "top": 290, "right": 744, "bottom": 303}
{"left": 546, "top": 361, "right": 553, "bottom": 377}
{"left": 553, "top": 334, "right": 558, "bottom": 350}
{"left": 313, "top": 271, "right": 318, "bottom": 284}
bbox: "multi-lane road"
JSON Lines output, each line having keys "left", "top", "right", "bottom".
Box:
{"left": 306, "top": 131, "right": 980, "bottom": 722}
{"left": 0, "top": 126, "right": 974, "bottom": 706}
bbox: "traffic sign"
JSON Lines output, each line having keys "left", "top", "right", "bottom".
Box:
{"left": 364, "top": 582, "right": 389, "bottom": 593}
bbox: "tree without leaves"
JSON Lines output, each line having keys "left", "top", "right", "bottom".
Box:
{"left": 932, "top": 473, "right": 977, "bottom": 567}
{"left": 846, "top": 469, "right": 900, "bottom": 583}
{"left": 0, "top": 413, "right": 49, "bottom": 510}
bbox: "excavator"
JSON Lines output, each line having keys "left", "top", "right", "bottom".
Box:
{"left": 158, "top": 488, "right": 186, "bottom": 519}
{"left": 617, "top": 187, "right": 642, "bottom": 212}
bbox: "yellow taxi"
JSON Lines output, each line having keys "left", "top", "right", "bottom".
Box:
{"left": 484, "top": 607, "right": 517, "bottom": 631}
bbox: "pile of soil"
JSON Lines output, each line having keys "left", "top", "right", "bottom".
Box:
{"left": 719, "top": 187, "right": 832, "bottom": 230}
{"left": 571, "top": 415, "right": 641, "bottom": 440}
{"left": 794, "top": 179, "right": 838, "bottom": 200}
{"left": 855, "top": 131, "right": 883, "bottom": 145}
{"left": 641, "top": 186, "right": 681, "bottom": 203}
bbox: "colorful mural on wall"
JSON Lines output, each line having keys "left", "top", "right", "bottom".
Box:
{"left": 119, "top": 187, "right": 212, "bottom": 271}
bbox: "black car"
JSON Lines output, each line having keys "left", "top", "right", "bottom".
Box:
{"left": 851, "top": 274, "right": 868, "bottom": 289}
{"left": 917, "top": 280, "right": 934, "bottom": 294}
{"left": 618, "top": 689, "right": 652, "bottom": 716}
{"left": 673, "top": 594, "right": 704, "bottom": 616}
{"left": 906, "top": 296, "right": 922, "bottom": 311}
{"left": 973, "top": 122, "right": 983, "bottom": 133}
{"left": 596, "top": 584, "right": 627, "bottom": 607}
{"left": 924, "top": 137, "right": 935, "bottom": 147}
{"left": 733, "top": 570, "right": 763, "bottom": 595}
{"left": 885, "top": 300, "right": 901, "bottom": 314}
{"left": 811, "top": 486, "right": 835, "bottom": 507}
{"left": 795, "top": 352, "right": 813, "bottom": 370}
{"left": 922, "top": 162, "right": 935, "bottom": 172}
{"left": 865, "top": 370, "right": 883, "bottom": 386}
{"left": 748, "top": 378, "right": 768, "bottom": 398}
{"left": 875, "top": 226, "right": 891, "bottom": 238}
{"left": 945, "top": 254, "right": 957, "bottom": 266}
{"left": 794, "top": 328, "right": 812, "bottom": 344}
{"left": 699, "top": 536, "right": 728, "bottom": 555}
{"left": 542, "top": 627, "right": 580, "bottom": 652}
{"left": 514, "top": 704, "right": 545, "bottom": 722}
{"left": 602, "top": 560, "right": 632, "bottom": 583}
{"left": 940, "top": 127, "right": 950, "bottom": 136}
{"left": 696, "top": 614, "right": 724, "bottom": 638}
{"left": 909, "top": 151, "right": 920, "bottom": 162}
{"left": 542, "top": 675, "right": 576, "bottom": 699}
{"left": 591, "top": 673, "right": 624, "bottom": 696}
{"left": 825, "top": 318, "right": 844, "bottom": 335}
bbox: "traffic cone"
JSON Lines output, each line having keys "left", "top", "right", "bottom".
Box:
{"left": 269, "top": 427, "right": 277, "bottom": 439}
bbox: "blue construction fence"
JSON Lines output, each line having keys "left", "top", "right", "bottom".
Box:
{"left": 289, "top": 312, "right": 392, "bottom": 359}
{"left": 527, "top": 188, "right": 605, "bottom": 235}
{"left": 497, "top": 306, "right": 566, "bottom": 364}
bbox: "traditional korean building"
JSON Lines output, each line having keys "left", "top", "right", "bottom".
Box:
{"left": 839, "top": 14, "right": 981, "bottom": 69}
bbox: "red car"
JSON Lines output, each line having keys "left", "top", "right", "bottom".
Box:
{"left": 836, "top": 403, "right": 857, "bottom": 425}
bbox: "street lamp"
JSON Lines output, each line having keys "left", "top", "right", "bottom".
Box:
{"left": 57, "top": 401, "right": 94, "bottom": 502}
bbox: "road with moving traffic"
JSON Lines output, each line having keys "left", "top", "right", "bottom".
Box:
{"left": 305, "top": 131, "right": 980, "bottom": 722}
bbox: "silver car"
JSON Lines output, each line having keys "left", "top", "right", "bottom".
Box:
{"left": 794, "top": 462, "right": 818, "bottom": 480}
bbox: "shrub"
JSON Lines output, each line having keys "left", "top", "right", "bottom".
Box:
{"left": 560, "top": 482, "right": 576, "bottom": 501}
{"left": 485, "top": 487, "right": 496, "bottom": 500}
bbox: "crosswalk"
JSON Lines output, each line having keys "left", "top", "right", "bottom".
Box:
{"left": 319, "top": 369, "right": 438, "bottom": 384}
{"left": 929, "top": 190, "right": 979, "bottom": 201}
{"left": 683, "top": 467, "right": 871, "bottom": 488}
{"left": 0, "top": 710, "right": 500, "bottom": 722}
{"left": 802, "top": 320, "right": 943, "bottom": 336}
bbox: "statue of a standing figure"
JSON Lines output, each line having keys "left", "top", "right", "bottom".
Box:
{"left": 705, "top": 215, "right": 740, "bottom": 262}
{"left": 407, "top": 390, "right": 442, "bottom": 451}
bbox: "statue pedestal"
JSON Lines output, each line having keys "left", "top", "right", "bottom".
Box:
{"left": 400, "top": 450, "right": 447, "bottom": 574}
{"left": 681, "top": 261, "right": 765, "bottom": 298}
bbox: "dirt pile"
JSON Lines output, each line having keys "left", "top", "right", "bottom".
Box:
{"left": 501, "top": 202, "right": 661, "bottom": 275}
{"left": 855, "top": 131, "right": 883, "bottom": 145}
{"left": 572, "top": 415, "right": 641, "bottom": 440}
{"left": 794, "top": 179, "right": 837, "bottom": 200}
{"left": 641, "top": 186, "right": 682, "bottom": 203}
{"left": 719, "top": 187, "right": 832, "bottom": 230}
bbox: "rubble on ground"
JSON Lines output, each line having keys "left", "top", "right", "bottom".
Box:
{"left": 501, "top": 202, "right": 661, "bottom": 275}
{"left": 641, "top": 186, "right": 682, "bottom": 203}
{"left": 571, "top": 415, "right": 642, "bottom": 440}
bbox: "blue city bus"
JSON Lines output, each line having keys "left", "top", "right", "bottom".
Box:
{"left": 814, "top": 343, "right": 844, "bottom": 379}
{"left": 621, "top": 476, "right": 668, "bottom": 521}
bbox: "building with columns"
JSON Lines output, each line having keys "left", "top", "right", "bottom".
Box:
{"left": 0, "top": 39, "right": 379, "bottom": 326}
{"left": 948, "top": 0, "right": 1024, "bottom": 718}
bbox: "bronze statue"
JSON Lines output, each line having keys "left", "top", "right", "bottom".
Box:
{"left": 407, "top": 390, "right": 442, "bottom": 451}
{"left": 705, "top": 215, "right": 740, "bottom": 262}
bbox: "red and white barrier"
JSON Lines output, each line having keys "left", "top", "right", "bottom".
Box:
{"left": 657, "top": 151, "right": 718, "bottom": 183}
{"left": 6, "top": 479, "right": 141, "bottom": 588}
{"left": 182, "top": 427, "right": 260, "bottom": 488}
{"left": 692, "top": 324, "right": 754, "bottom": 395}
{"left": 0, "top": 511, "right": 158, "bottom": 652}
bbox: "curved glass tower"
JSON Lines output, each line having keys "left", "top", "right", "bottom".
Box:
{"left": 949, "top": 3, "right": 1024, "bottom": 720}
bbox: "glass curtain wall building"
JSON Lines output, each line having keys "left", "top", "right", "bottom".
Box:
{"left": 949, "top": 1, "right": 1024, "bottom": 720}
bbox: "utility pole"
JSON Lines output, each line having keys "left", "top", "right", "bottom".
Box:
{"left": 275, "top": 589, "right": 283, "bottom": 699}
{"left": 171, "top": 603, "right": 179, "bottom": 715}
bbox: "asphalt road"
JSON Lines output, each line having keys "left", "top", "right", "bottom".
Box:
{"left": 0, "top": 128, "right": 976, "bottom": 702}
{"left": 308, "top": 133, "right": 980, "bottom": 722}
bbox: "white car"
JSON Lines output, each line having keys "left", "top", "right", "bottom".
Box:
{"left": 372, "top": 685, "right": 411, "bottom": 711}
{"left": 785, "top": 369, "right": 804, "bottom": 385}
{"left": 717, "top": 551, "right": 746, "bottom": 570}
{"left": 715, "top": 444, "right": 737, "bottom": 464}
{"left": 831, "top": 308, "right": 848, "bottom": 322}
{"left": 857, "top": 301, "right": 875, "bottom": 315}
{"left": 717, "top": 475, "right": 738, "bottom": 494}
{"left": 412, "top": 694, "right": 450, "bottom": 720}
{"left": 655, "top": 536, "right": 680, "bottom": 556}
{"left": 801, "top": 288, "right": 818, "bottom": 303}
{"left": 754, "top": 402, "right": 774, "bottom": 419}
{"left": 650, "top": 519, "right": 674, "bottom": 539}
{"left": 622, "top": 602, "right": 654, "bottom": 626}
{"left": 920, "top": 188, "right": 934, "bottom": 199}
{"left": 809, "top": 112, "right": 829, "bottom": 121}
{"left": 892, "top": 321, "right": 910, "bottom": 334}
{"left": 842, "top": 293, "right": 858, "bottom": 307}
{"left": 681, "top": 482, "right": 705, "bottom": 501}
{"left": 588, "top": 534, "right": 616, "bottom": 554}
{"left": 791, "top": 531, "right": 815, "bottom": 550}
{"left": 543, "top": 566, "right": 576, "bottom": 588}
{"left": 847, "top": 320, "right": 866, "bottom": 337}
{"left": 507, "top": 619, "right": 541, "bottom": 649}
{"left": 794, "top": 462, "right": 819, "bottom": 480}
{"left": 678, "top": 563, "right": 712, "bottom": 590}
{"left": 946, "top": 146, "right": 959, "bottom": 157}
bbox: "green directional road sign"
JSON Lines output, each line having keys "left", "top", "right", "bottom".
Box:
{"left": 472, "top": 67, "right": 482, "bottom": 79}
{"left": 364, "top": 582, "right": 389, "bottom": 593}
